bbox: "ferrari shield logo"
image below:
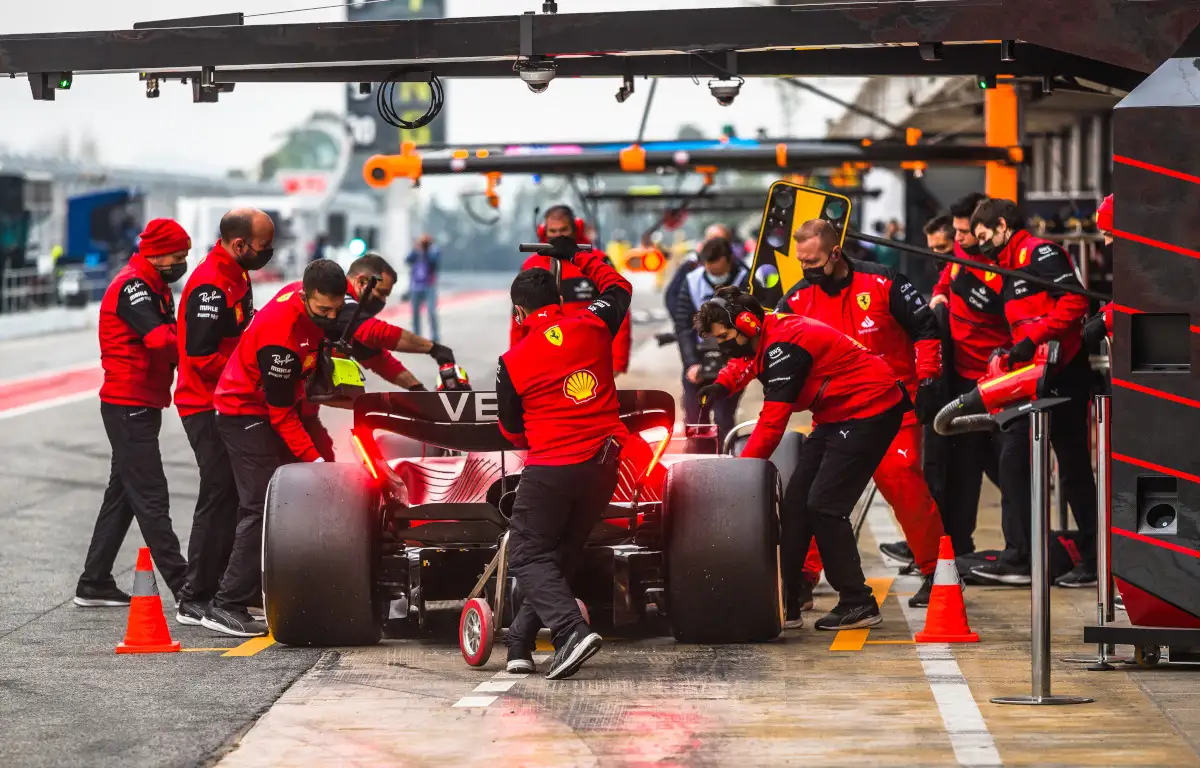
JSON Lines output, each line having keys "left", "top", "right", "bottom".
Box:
{"left": 544, "top": 325, "right": 563, "bottom": 346}
{"left": 856, "top": 292, "right": 871, "bottom": 311}
{"left": 984, "top": 271, "right": 997, "bottom": 282}
{"left": 302, "top": 352, "right": 317, "bottom": 371}
{"left": 276, "top": 291, "right": 294, "bottom": 303}
{"left": 951, "top": 264, "right": 960, "bottom": 279}
{"left": 234, "top": 304, "right": 244, "bottom": 324}
{"left": 1018, "top": 248, "right": 1029, "bottom": 266}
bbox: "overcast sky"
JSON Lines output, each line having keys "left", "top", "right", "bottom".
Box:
{"left": 0, "top": 0, "right": 864, "bottom": 177}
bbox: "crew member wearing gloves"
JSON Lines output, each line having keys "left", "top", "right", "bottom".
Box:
{"left": 76, "top": 219, "right": 190, "bottom": 608}
{"left": 497, "top": 240, "right": 632, "bottom": 680}
{"left": 205, "top": 260, "right": 347, "bottom": 637}
{"left": 697, "top": 287, "right": 909, "bottom": 631}
{"left": 173, "top": 208, "right": 274, "bottom": 626}
{"left": 775, "top": 219, "right": 947, "bottom": 609}
{"left": 510, "top": 205, "right": 632, "bottom": 376}
{"left": 969, "top": 198, "right": 1097, "bottom": 588}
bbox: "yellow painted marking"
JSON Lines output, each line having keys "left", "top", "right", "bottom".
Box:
{"left": 222, "top": 633, "right": 276, "bottom": 657}
{"left": 181, "top": 647, "right": 236, "bottom": 653}
{"left": 830, "top": 576, "right": 894, "bottom": 652}
{"left": 829, "top": 628, "right": 870, "bottom": 651}
{"left": 535, "top": 638, "right": 554, "bottom": 652}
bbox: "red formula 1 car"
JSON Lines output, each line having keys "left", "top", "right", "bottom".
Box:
{"left": 262, "top": 389, "right": 802, "bottom": 657}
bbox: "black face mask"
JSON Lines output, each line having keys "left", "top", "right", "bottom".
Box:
{"left": 977, "top": 237, "right": 1001, "bottom": 260}
{"left": 306, "top": 303, "right": 340, "bottom": 333}
{"left": 961, "top": 241, "right": 983, "bottom": 257}
{"left": 157, "top": 262, "right": 187, "bottom": 284}
{"left": 718, "top": 337, "right": 754, "bottom": 359}
{"left": 241, "top": 244, "right": 275, "bottom": 271}
{"left": 359, "top": 295, "right": 386, "bottom": 317}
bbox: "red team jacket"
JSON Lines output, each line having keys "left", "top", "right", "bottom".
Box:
{"left": 995, "top": 230, "right": 1089, "bottom": 366}
{"left": 931, "top": 243, "right": 1012, "bottom": 381}
{"left": 717, "top": 313, "right": 904, "bottom": 459}
{"left": 776, "top": 259, "right": 939, "bottom": 424}
{"left": 509, "top": 252, "right": 633, "bottom": 374}
{"left": 175, "top": 242, "right": 255, "bottom": 416}
{"left": 497, "top": 251, "right": 633, "bottom": 466}
{"left": 214, "top": 283, "right": 324, "bottom": 462}
{"left": 98, "top": 254, "right": 179, "bottom": 408}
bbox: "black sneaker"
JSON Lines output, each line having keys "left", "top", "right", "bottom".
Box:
{"left": 971, "top": 560, "right": 1032, "bottom": 586}
{"left": 545, "top": 626, "right": 602, "bottom": 680}
{"left": 909, "top": 574, "right": 935, "bottom": 608}
{"left": 814, "top": 602, "right": 882, "bottom": 631}
{"left": 1114, "top": 593, "right": 1125, "bottom": 612}
{"left": 73, "top": 583, "right": 132, "bottom": 607}
{"left": 1055, "top": 564, "right": 1098, "bottom": 589}
{"left": 201, "top": 605, "right": 268, "bottom": 637}
{"left": 880, "top": 540, "right": 914, "bottom": 568}
{"left": 175, "top": 600, "right": 207, "bottom": 626}
{"left": 506, "top": 649, "right": 536, "bottom": 674}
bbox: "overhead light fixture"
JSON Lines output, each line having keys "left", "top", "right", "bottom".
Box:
{"left": 1000, "top": 40, "right": 1016, "bottom": 62}
{"left": 919, "top": 43, "right": 943, "bottom": 62}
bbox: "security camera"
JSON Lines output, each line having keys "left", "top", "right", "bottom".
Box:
{"left": 708, "top": 77, "right": 743, "bottom": 107}
{"left": 615, "top": 74, "right": 635, "bottom": 104}
{"left": 514, "top": 57, "right": 557, "bottom": 94}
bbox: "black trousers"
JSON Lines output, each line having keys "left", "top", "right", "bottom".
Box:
{"left": 941, "top": 373, "right": 1006, "bottom": 554}
{"left": 79, "top": 403, "right": 187, "bottom": 597}
{"left": 301, "top": 411, "right": 337, "bottom": 462}
{"left": 997, "top": 353, "right": 1097, "bottom": 566}
{"left": 213, "top": 414, "right": 296, "bottom": 611}
{"left": 681, "top": 376, "right": 743, "bottom": 446}
{"left": 506, "top": 447, "right": 620, "bottom": 650}
{"left": 783, "top": 401, "right": 904, "bottom": 608}
{"left": 177, "top": 411, "right": 239, "bottom": 605}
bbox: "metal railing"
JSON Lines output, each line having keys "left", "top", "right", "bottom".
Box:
{"left": 0, "top": 264, "right": 108, "bottom": 314}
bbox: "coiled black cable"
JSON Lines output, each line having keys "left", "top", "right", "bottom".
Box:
{"left": 376, "top": 70, "right": 445, "bottom": 131}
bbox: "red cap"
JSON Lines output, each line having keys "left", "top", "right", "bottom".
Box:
{"left": 1096, "top": 194, "right": 1113, "bottom": 233}
{"left": 138, "top": 218, "right": 192, "bottom": 258}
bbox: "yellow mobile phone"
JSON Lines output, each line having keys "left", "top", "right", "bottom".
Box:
{"left": 749, "top": 181, "right": 852, "bottom": 309}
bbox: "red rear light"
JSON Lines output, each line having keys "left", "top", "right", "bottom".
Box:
{"left": 351, "top": 432, "right": 380, "bottom": 482}
{"left": 641, "top": 424, "right": 673, "bottom": 482}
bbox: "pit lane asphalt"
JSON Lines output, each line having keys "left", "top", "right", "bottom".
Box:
{"left": 0, "top": 272, "right": 667, "bottom": 768}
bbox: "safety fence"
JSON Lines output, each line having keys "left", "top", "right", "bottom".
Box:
{"left": 0, "top": 264, "right": 110, "bottom": 315}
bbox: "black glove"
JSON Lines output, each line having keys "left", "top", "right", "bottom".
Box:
{"left": 697, "top": 382, "right": 729, "bottom": 409}
{"left": 408, "top": 383, "right": 428, "bottom": 392}
{"left": 1007, "top": 337, "right": 1037, "bottom": 366}
{"left": 546, "top": 235, "right": 580, "bottom": 261}
{"left": 914, "top": 378, "right": 944, "bottom": 425}
{"left": 1083, "top": 314, "right": 1108, "bottom": 348}
{"left": 428, "top": 342, "right": 456, "bottom": 367}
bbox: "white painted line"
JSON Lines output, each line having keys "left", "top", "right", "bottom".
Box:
{"left": 452, "top": 696, "right": 498, "bottom": 708}
{"left": 492, "top": 671, "right": 529, "bottom": 680}
{"left": 473, "top": 680, "right": 518, "bottom": 693}
{"left": 0, "top": 390, "right": 96, "bottom": 421}
{"left": 867, "top": 496, "right": 1003, "bottom": 768}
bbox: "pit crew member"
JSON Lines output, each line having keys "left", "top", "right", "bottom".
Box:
{"left": 76, "top": 219, "right": 190, "bottom": 608}
{"left": 697, "top": 286, "right": 909, "bottom": 631}
{"left": 496, "top": 241, "right": 632, "bottom": 680}
{"left": 926, "top": 195, "right": 1015, "bottom": 557}
{"left": 510, "top": 205, "right": 632, "bottom": 376}
{"left": 300, "top": 253, "right": 455, "bottom": 459}
{"left": 776, "top": 219, "right": 947, "bottom": 609}
{"left": 1083, "top": 194, "right": 1114, "bottom": 347}
{"left": 173, "top": 208, "right": 274, "bottom": 626}
{"left": 671, "top": 236, "right": 749, "bottom": 443}
{"left": 968, "top": 198, "right": 1097, "bottom": 588}
{"left": 204, "top": 260, "right": 347, "bottom": 637}
{"left": 662, "top": 223, "right": 732, "bottom": 319}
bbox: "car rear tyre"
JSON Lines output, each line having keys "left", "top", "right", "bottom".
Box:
{"left": 264, "top": 462, "right": 383, "bottom": 646}
{"left": 729, "top": 428, "right": 804, "bottom": 495}
{"left": 664, "top": 458, "right": 782, "bottom": 643}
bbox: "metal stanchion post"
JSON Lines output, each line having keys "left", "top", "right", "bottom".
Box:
{"left": 993, "top": 409, "right": 1094, "bottom": 705}
{"left": 1088, "top": 395, "right": 1117, "bottom": 671}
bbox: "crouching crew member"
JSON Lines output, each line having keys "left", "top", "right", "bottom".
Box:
{"left": 968, "top": 198, "right": 1097, "bottom": 588}
{"left": 497, "top": 241, "right": 633, "bottom": 680}
{"left": 204, "top": 260, "right": 347, "bottom": 637}
{"left": 511, "top": 205, "right": 632, "bottom": 376}
{"left": 76, "top": 219, "right": 191, "bottom": 607}
{"left": 777, "top": 219, "right": 947, "bottom": 608}
{"left": 300, "top": 253, "right": 455, "bottom": 458}
{"left": 696, "top": 287, "right": 909, "bottom": 631}
{"left": 173, "top": 208, "right": 274, "bottom": 625}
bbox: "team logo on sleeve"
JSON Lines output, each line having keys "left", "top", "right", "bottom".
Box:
{"left": 984, "top": 271, "right": 997, "bottom": 282}
{"left": 302, "top": 352, "right": 317, "bottom": 371}
{"left": 563, "top": 369, "right": 598, "bottom": 404}
{"left": 951, "top": 264, "right": 960, "bottom": 279}
{"left": 276, "top": 291, "right": 294, "bottom": 302}
{"left": 1017, "top": 248, "right": 1029, "bottom": 266}
{"left": 544, "top": 325, "right": 564, "bottom": 346}
{"left": 856, "top": 292, "right": 871, "bottom": 311}
{"left": 234, "top": 304, "right": 244, "bottom": 324}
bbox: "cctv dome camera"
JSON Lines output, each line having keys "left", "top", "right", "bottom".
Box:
{"left": 514, "top": 58, "right": 557, "bottom": 94}
{"left": 708, "top": 77, "right": 743, "bottom": 107}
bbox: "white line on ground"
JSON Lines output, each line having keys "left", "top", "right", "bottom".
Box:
{"left": 867, "top": 496, "right": 1003, "bottom": 768}
{"left": 452, "top": 696, "right": 498, "bottom": 708}
{"left": 473, "top": 680, "right": 518, "bottom": 693}
{"left": 0, "top": 391, "right": 96, "bottom": 421}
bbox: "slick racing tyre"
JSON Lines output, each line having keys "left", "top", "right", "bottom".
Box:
{"left": 264, "top": 462, "right": 383, "bottom": 646}
{"left": 375, "top": 433, "right": 448, "bottom": 460}
{"left": 664, "top": 458, "right": 782, "bottom": 643}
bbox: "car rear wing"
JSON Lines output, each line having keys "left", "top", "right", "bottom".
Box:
{"left": 352, "top": 389, "right": 676, "bottom": 454}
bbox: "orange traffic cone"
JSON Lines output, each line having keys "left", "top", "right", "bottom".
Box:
{"left": 914, "top": 536, "right": 979, "bottom": 643}
{"left": 116, "top": 547, "right": 181, "bottom": 654}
